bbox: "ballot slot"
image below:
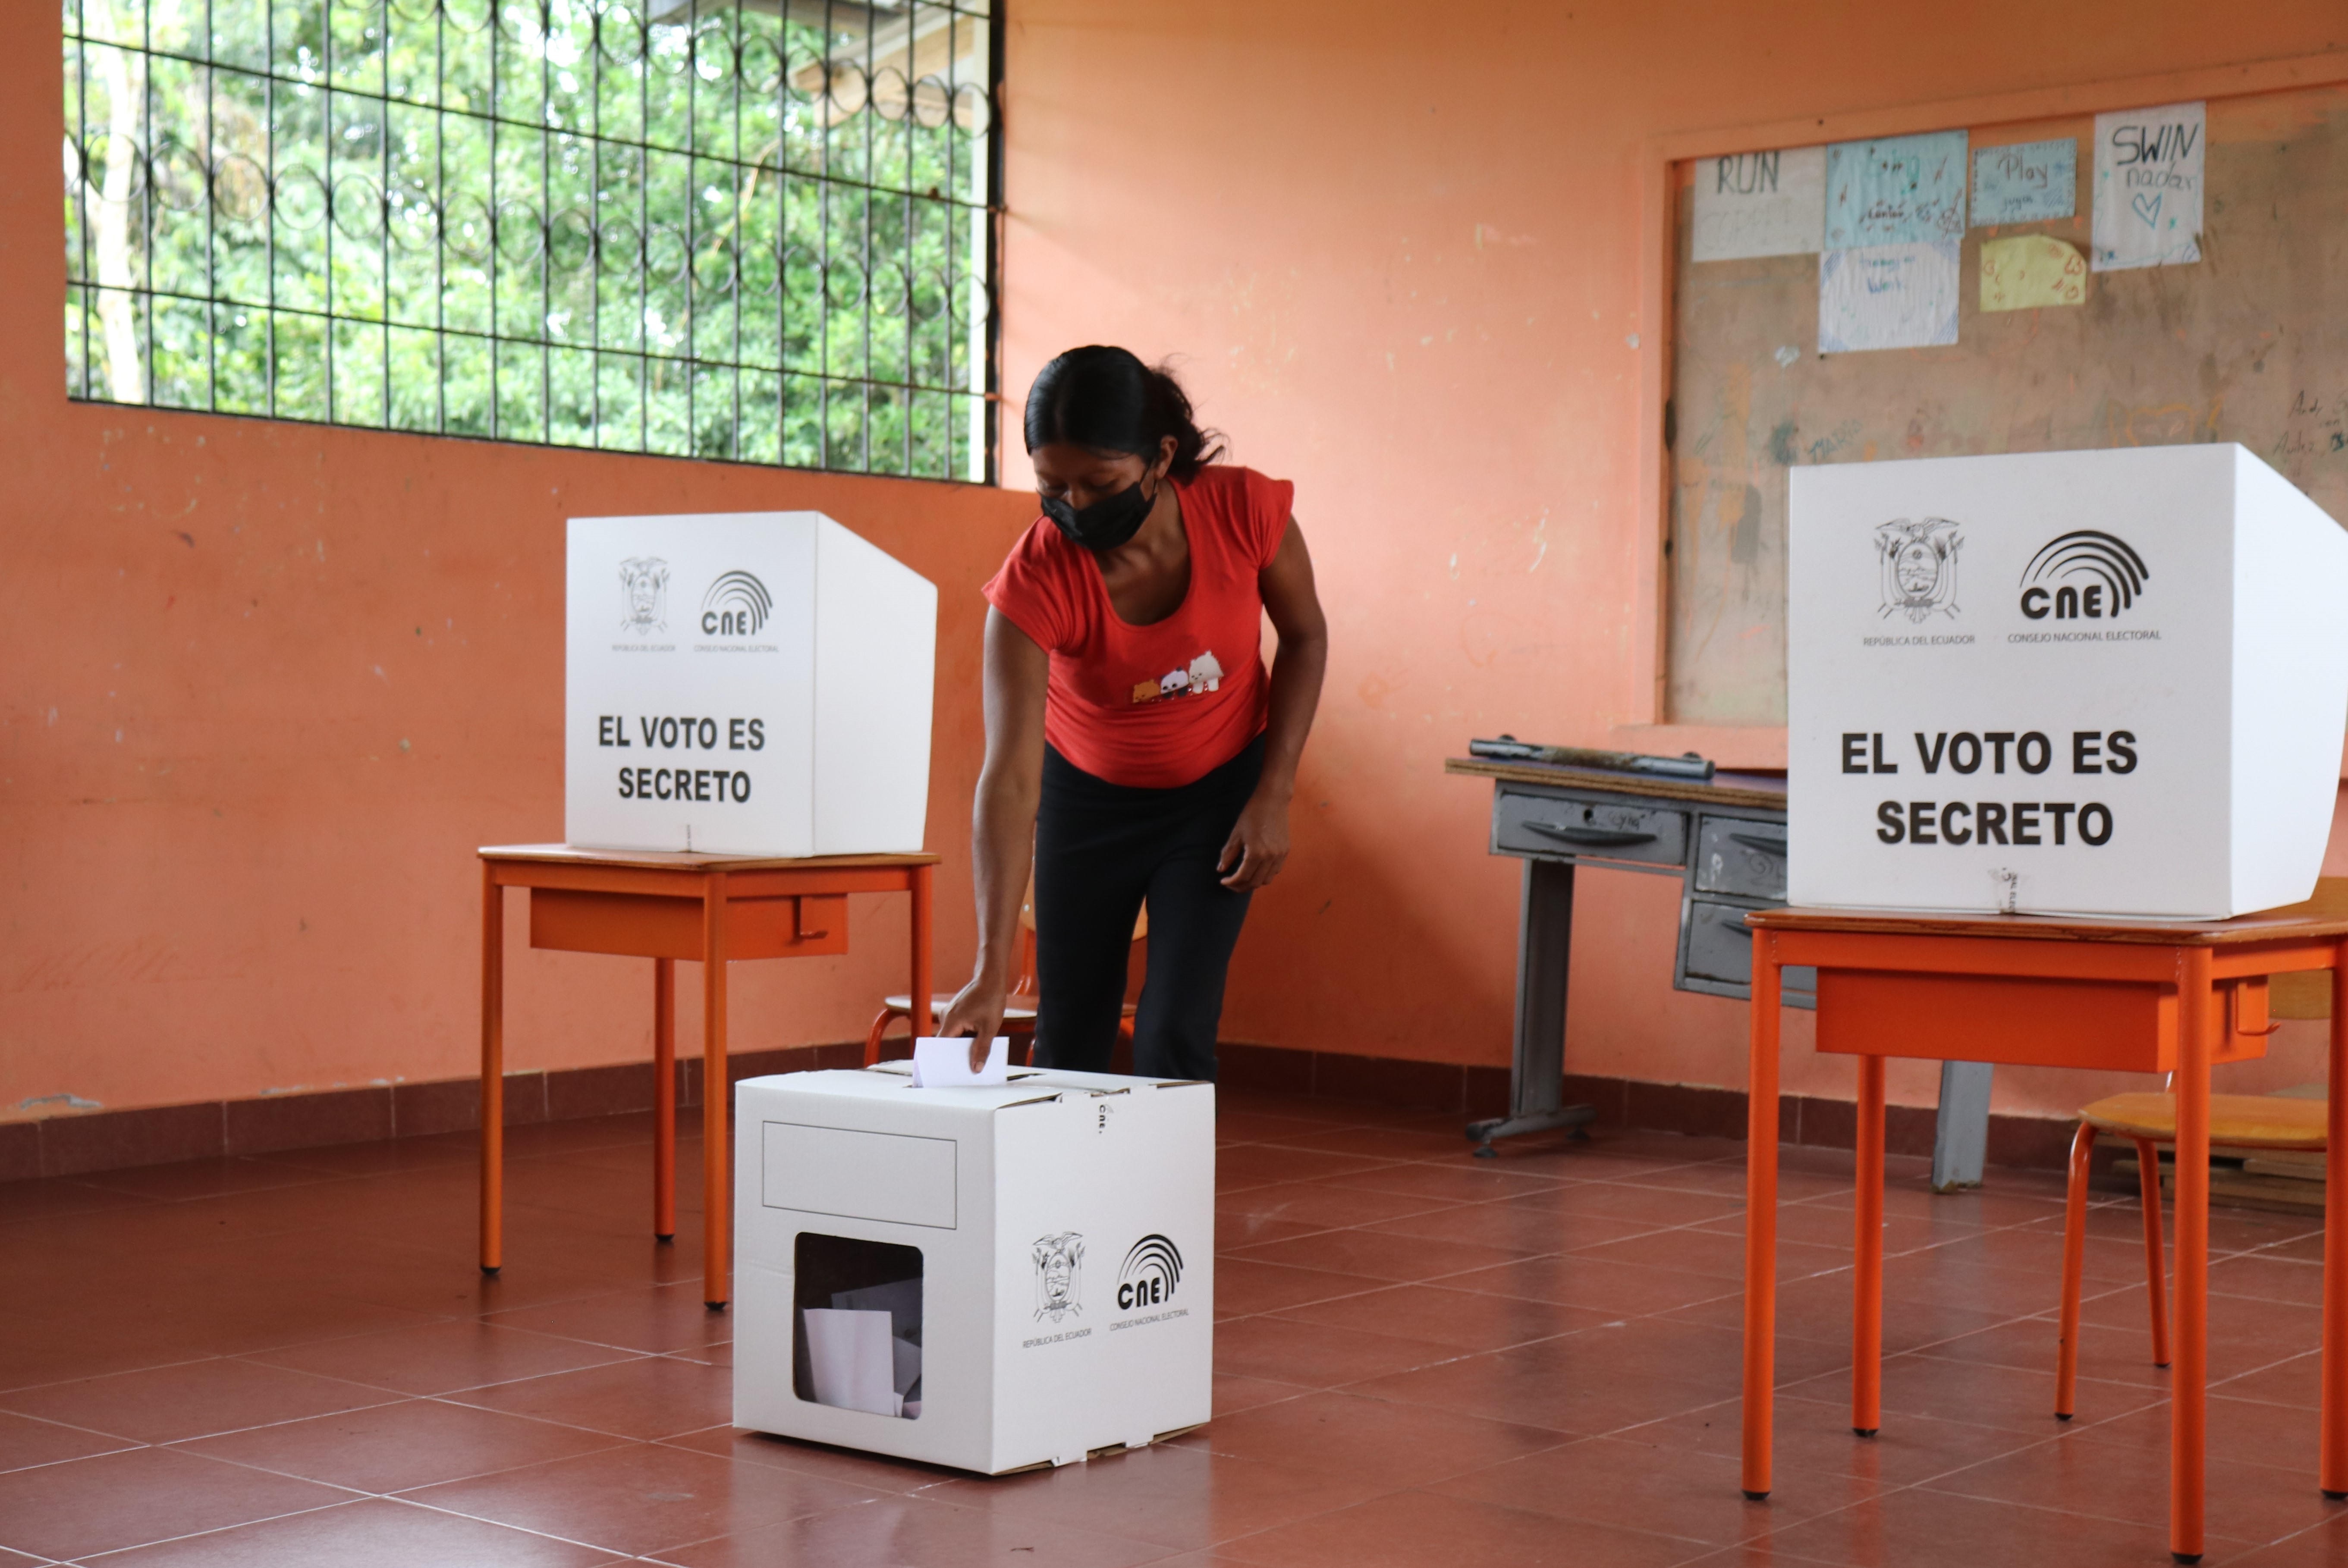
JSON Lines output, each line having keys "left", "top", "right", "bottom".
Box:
{"left": 1492, "top": 787, "right": 1688, "bottom": 868}
{"left": 792, "top": 1232, "right": 924, "bottom": 1420}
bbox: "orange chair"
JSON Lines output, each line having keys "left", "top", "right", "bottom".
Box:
{"left": 864, "top": 885, "right": 1147, "bottom": 1067}
{"left": 2055, "top": 1089, "right": 2328, "bottom": 1418}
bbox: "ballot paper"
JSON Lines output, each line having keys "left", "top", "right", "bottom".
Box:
{"left": 802, "top": 1308, "right": 902, "bottom": 1417}
{"left": 910, "top": 1036, "right": 1010, "bottom": 1088}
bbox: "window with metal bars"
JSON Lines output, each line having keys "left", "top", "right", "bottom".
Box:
{"left": 62, "top": 0, "right": 1002, "bottom": 483}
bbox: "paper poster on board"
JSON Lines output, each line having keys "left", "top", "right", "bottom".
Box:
{"left": 1824, "top": 130, "right": 1968, "bottom": 249}
{"left": 2092, "top": 101, "right": 2203, "bottom": 270}
{"left": 1979, "top": 235, "right": 2087, "bottom": 311}
{"left": 1819, "top": 239, "right": 1960, "bottom": 353}
{"left": 1690, "top": 147, "right": 1825, "bottom": 261}
{"left": 1971, "top": 138, "right": 2077, "bottom": 225}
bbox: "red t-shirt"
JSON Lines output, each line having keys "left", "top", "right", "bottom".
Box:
{"left": 984, "top": 465, "right": 1294, "bottom": 789}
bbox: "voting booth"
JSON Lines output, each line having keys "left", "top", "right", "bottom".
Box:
{"left": 566, "top": 512, "right": 937, "bottom": 857}
{"left": 732, "top": 1067, "right": 1215, "bottom": 1474}
{"left": 1789, "top": 444, "right": 2348, "bottom": 918}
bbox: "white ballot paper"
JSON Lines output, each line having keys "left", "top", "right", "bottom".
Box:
{"left": 801, "top": 1308, "right": 902, "bottom": 1417}
{"left": 911, "top": 1037, "right": 1010, "bottom": 1088}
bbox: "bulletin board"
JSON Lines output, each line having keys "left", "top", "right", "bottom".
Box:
{"left": 1663, "top": 76, "right": 2348, "bottom": 729}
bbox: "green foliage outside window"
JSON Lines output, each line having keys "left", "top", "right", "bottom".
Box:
{"left": 62, "top": 0, "right": 1000, "bottom": 481}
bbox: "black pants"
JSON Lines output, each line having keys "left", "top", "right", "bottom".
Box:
{"left": 1031, "top": 735, "right": 1264, "bottom": 1081}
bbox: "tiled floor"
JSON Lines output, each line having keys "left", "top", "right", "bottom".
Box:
{"left": 0, "top": 1091, "right": 2340, "bottom": 1565}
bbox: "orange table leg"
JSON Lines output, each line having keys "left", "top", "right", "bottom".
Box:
{"left": 2172, "top": 944, "right": 2213, "bottom": 1565}
{"left": 912, "top": 863, "right": 935, "bottom": 1037}
{"left": 2136, "top": 1136, "right": 2171, "bottom": 1369}
{"left": 653, "top": 957, "right": 676, "bottom": 1244}
{"left": 1741, "top": 930, "right": 1782, "bottom": 1501}
{"left": 480, "top": 861, "right": 504, "bottom": 1276}
{"left": 1853, "top": 1053, "right": 1884, "bottom": 1438}
{"left": 703, "top": 871, "right": 731, "bottom": 1311}
{"left": 2324, "top": 937, "right": 2348, "bottom": 1499}
{"left": 2056, "top": 1122, "right": 2096, "bottom": 1418}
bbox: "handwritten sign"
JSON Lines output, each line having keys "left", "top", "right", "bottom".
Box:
{"left": 1825, "top": 130, "right": 1968, "bottom": 249}
{"left": 1980, "top": 234, "right": 2087, "bottom": 311}
{"left": 1691, "top": 147, "right": 1825, "bottom": 261}
{"left": 1819, "top": 239, "right": 1961, "bottom": 353}
{"left": 1971, "top": 138, "right": 2077, "bottom": 225}
{"left": 2092, "top": 101, "right": 2203, "bottom": 270}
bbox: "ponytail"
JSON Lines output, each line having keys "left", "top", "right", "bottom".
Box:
{"left": 1023, "top": 346, "right": 1226, "bottom": 481}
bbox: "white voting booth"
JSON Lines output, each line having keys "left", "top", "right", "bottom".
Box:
{"left": 732, "top": 1066, "right": 1215, "bottom": 1474}
{"left": 565, "top": 512, "right": 937, "bottom": 856}
{"left": 1789, "top": 444, "right": 2348, "bottom": 918}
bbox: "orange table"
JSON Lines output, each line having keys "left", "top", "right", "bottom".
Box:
{"left": 1740, "top": 899, "right": 2348, "bottom": 1565}
{"left": 478, "top": 845, "right": 937, "bottom": 1309}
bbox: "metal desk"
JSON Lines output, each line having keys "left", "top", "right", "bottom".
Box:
{"left": 1447, "top": 757, "right": 1992, "bottom": 1178}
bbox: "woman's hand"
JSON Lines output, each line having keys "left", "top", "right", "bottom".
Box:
{"left": 937, "top": 975, "right": 1008, "bottom": 1074}
{"left": 1217, "top": 787, "right": 1292, "bottom": 890}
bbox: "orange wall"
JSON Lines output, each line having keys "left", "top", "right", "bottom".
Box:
{"left": 997, "top": 2, "right": 2348, "bottom": 1119}
{"left": 0, "top": 2, "right": 1031, "bottom": 1121}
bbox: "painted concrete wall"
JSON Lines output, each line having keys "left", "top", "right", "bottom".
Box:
{"left": 0, "top": 1, "right": 1033, "bottom": 1120}
{"left": 995, "top": 2, "right": 2348, "bottom": 1119}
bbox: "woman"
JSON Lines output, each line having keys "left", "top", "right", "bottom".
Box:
{"left": 938, "top": 346, "right": 1328, "bottom": 1079}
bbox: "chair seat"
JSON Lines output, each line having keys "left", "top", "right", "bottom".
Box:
{"left": 2081, "top": 1092, "right": 2329, "bottom": 1150}
{"left": 883, "top": 993, "right": 1038, "bottom": 1022}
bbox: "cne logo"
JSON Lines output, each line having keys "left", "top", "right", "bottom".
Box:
{"left": 701, "top": 570, "right": 773, "bottom": 636}
{"left": 2019, "top": 531, "right": 2150, "bottom": 621}
{"left": 1116, "top": 1234, "right": 1184, "bottom": 1312}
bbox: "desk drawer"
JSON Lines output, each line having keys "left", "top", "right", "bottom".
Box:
{"left": 1494, "top": 791, "right": 1687, "bottom": 867}
{"left": 1695, "top": 817, "right": 1788, "bottom": 900}
{"left": 1682, "top": 899, "right": 1817, "bottom": 998}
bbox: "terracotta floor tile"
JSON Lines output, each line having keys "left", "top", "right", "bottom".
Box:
{"left": 1213, "top": 1213, "right": 1343, "bottom": 1251}
{"left": 0, "top": 1445, "right": 355, "bottom": 1561}
{"left": 1226, "top": 1227, "right": 1538, "bottom": 1283}
{"left": 1211, "top": 1313, "right": 1460, "bottom": 1387}
{"left": 2213, "top": 1255, "right": 2329, "bottom": 1308}
{"left": 1624, "top": 1398, "right": 2053, "bottom": 1489}
{"left": 0, "top": 1407, "right": 137, "bottom": 1473}
{"left": 2218, "top": 1354, "right": 2325, "bottom": 1410}
{"left": 1187, "top": 1389, "right": 1571, "bottom": 1487}
{"left": 70, "top": 1156, "right": 345, "bottom": 1204}
{"left": 1216, "top": 1147, "right": 1410, "bottom": 1193}
{"left": 1212, "top": 1486, "right": 1703, "bottom": 1568}
{"left": 1268, "top": 1283, "right": 1611, "bottom": 1351}
{"left": 447, "top": 1355, "right": 735, "bottom": 1440}
{"left": 1925, "top": 1426, "right": 2340, "bottom": 1543}
{"left": 1213, "top": 1259, "right": 1386, "bottom": 1319}
{"left": 1213, "top": 1181, "right": 1459, "bottom": 1230}
{"left": 0, "top": 1355, "right": 396, "bottom": 1443}
{"left": 1260, "top": 1127, "right": 1479, "bottom": 1160}
{"left": 1348, "top": 1344, "right": 1725, "bottom": 1436}
{"left": 1502, "top": 1318, "right": 1848, "bottom": 1392}
{"left": 1503, "top": 1181, "right": 1750, "bottom": 1228}
{"left": 1657, "top": 1271, "right": 2018, "bottom": 1355}
{"left": 1777, "top": 1352, "right": 2164, "bottom": 1439}
{"left": 2221, "top": 1511, "right": 2348, "bottom": 1567}
{"left": 656, "top": 1493, "right": 1169, "bottom": 1567}
{"left": 485, "top": 1283, "right": 736, "bottom": 1355}
{"left": 176, "top": 1395, "right": 627, "bottom": 1492}
{"left": 1570, "top": 1227, "right": 1850, "bottom": 1284}
{"left": 1431, "top": 1433, "right": 1883, "bottom": 1546}
{"left": 1308, "top": 1160, "right": 1568, "bottom": 1203}
{"left": 1215, "top": 1112, "right": 1338, "bottom": 1146}
{"left": 1910, "top": 1317, "right": 2173, "bottom": 1390}
{"left": 0, "top": 1177, "right": 159, "bottom": 1225}
{"left": 1361, "top": 1200, "right": 1656, "bottom": 1254}
{"left": 1210, "top": 1373, "right": 1311, "bottom": 1418}
{"left": 1749, "top": 1474, "right": 2235, "bottom": 1567}
{"left": 656, "top": 1424, "right": 960, "bottom": 1494}
{"left": 1440, "top": 1254, "right": 1742, "bottom": 1317}
{"left": 242, "top": 1320, "right": 648, "bottom": 1396}
{"left": 401, "top": 1440, "right": 880, "bottom": 1557}
{"left": 669, "top": 1340, "right": 734, "bottom": 1368}
{"left": 75, "top": 1496, "right": 622, "bottom": 1567}
{"left": 1691, "top": 1203, "right": 1977, "bottom": 1255}
{"left": 1617, "top": 1163, "right": 1853, "bottom": 1203}
{"left": 2064, "top": 1393, "right": 2317, "bottom": 1473}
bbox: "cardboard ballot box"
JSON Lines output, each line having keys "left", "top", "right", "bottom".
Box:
{"left": 732, "top": 1066, "right": 1214, "bottom": 1474}
{"left": 566, "top": 512, "right": 937, "bottom": 856}
{"left": 1789, "top": 444, "right": 2348, "bottom": 918}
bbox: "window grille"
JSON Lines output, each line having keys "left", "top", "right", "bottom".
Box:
{"left": 61, "top": 0, "right": 1001, "bottom": 482}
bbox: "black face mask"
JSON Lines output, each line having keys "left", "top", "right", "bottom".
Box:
{"left": 1041, "top": 473, "right": 1157, "bottom": 552}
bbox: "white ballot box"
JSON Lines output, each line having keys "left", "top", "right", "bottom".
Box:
{"left": 732, "top": 1066, "right": 1214, "bottom": 1474}
{"left": 1789, "top": 444, "right": 2348, "bottom": 918}
{"left": 565, "top": 512, "right": 937, "bottom": 856}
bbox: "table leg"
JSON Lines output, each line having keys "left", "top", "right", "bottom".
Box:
{"left": 703, "top": 871, "right": 730, "bottom": 1311}
{"left": 480, "top": 862, "right": 503, "bottom": 1276}
{"left": 2324, "top": 938, "right": 2348, "bottom": 1499}
{"left": 1853, "top": 1053, "right": 1884, "bottom": 1438}
{"left": 912, "top": 864, "right": 934, "bottom": 1037}
{"left": 654, "top": 958, "right": 676, "bottom": 1244}
{"left": 1467, "top": 858, "right": 1596, "bottom": 1153}
{"left": 2172, "top": 945, "right": 2213, "bottom": 1565}
{"left": 1741, "top": 928, "right": 1782, "bottom": 1501}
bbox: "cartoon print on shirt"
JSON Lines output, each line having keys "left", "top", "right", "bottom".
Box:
{"left": 1130, "top": 651, "right": 1226, "bottom": 705}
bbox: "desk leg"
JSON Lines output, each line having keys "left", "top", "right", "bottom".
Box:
{"left": 703, "top": 871, "right": 730, "bottom": 1311}
{"left": 2323, "top": 938, "right": 2348, "bottom": 1499}
{"left": 2172, "top": 946, "right": 2213, "bottom": 1565}
{"left": 480, "top": 863, "right": 504, "bottom": 1276}
{"left": 1741, "top": 930, "right": 1781, "bottom": 1502}
{"left": 1853, "top": 1054, "right": 1884, "bottom": 1438}
{"left": 912, "top": 864, "right": 934, "bottom": 1037}
{"left": 1467, "top": 858, "right": 1596, "bottom": 1152}
{"left": 653, "top": 958, "right": 676, "bottom": 1243}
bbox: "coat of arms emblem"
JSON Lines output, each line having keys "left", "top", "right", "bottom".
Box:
{"left": 1032, "top": 1232, "right": 1084, "bottom": 1323}
{"left": 619, "top": 556, "right": 669, "bottom": 634}
{"left": 1873, "top": 518, "right": 1962, "bottom": 623}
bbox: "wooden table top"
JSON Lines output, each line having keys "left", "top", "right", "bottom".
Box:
{"left": 1444, "top": 757, "right": 1790, "bottom": 811}
{"left": 480, "top": 843, "right": 940, "bottom": 871}
{"left": 1751, "top": 880, "right": 2348, "bottom": 946}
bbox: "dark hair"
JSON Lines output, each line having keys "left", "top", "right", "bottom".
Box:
{"left": 1022, "top": 346, "right": 1225, "bottom": 481}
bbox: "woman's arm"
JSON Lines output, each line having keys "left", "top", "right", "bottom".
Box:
{"left": 1220, "top": 518, "right": 1329, "bottom": 890}
{"left": 939, "top": 607, "right": 1050, "bottom": 1062}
